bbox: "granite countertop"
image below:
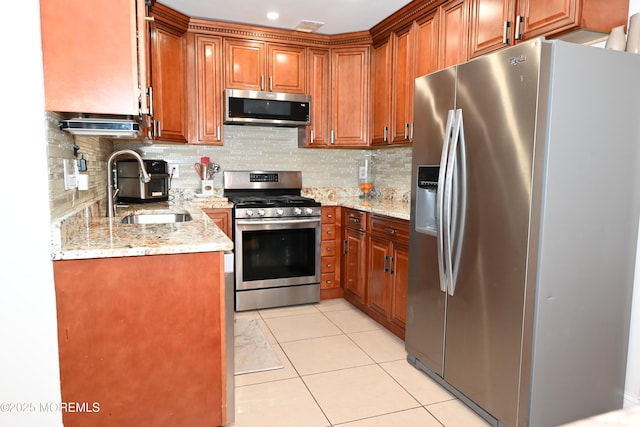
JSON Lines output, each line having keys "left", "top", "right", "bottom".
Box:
{"left": 51, "top": 198, "right": 234, "bottom": 261}
{"left": 50, "top": 193, "right": 409, "bottom": 261}
{"left": 319, "top": 196, "right": 410, "bottom": 221}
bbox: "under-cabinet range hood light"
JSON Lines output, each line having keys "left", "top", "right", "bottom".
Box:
{"left": 59, "top": 118, "right": 141, "bottom": 138}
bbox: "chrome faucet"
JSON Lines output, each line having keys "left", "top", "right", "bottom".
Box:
{"left": 106, "top": 149, "right": 151, "bottom": 218}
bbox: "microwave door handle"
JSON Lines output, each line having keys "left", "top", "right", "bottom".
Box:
{"left": 437, "top": 109, "right": 455, "bottom": 294}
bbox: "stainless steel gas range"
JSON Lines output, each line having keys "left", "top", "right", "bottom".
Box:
{"left": 223, "top": 170, "right": 321, "bottom": 311}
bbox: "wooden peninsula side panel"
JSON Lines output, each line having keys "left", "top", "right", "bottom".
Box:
{"left": 53, "top": 251, "right": 226, "bottom": 427}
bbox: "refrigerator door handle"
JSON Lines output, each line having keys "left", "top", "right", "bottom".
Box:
{"left": 437, "top": 109, "right": 456, "bottom": 293}
{"left": 445, "top": 109, "right": 468, "bottom": 296}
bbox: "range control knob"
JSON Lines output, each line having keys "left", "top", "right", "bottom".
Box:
{"left": 245, "top": 210, "right": 254, "bottom": 217}
{"left": 304, "top": 207, "right": 314, "bottom": 215}
{"left": 293, "top": 207, "right": 302, "bottom": 216}
{"left": 275, "top": 208, "right": 285, "bottom": 216}
{"left": 258, "top": 209, "right": 266, "bottom": 217}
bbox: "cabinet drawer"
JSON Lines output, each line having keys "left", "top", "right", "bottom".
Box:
{"left": 370, "top": 214, "right": 409, "bottom": 241}
{"left": 321, "top": 256, "right": 336, "bottom": 273}
{"left": 321, "top": 241, "right": 337, "bottom": 257}
{"left": 322, "top": 224, "right": 337, "bottom": 241}
{"left": 322, "top": 206, "right": 337, "bottom": 224}
{"left": 321, "top": 272, "right": 339, "bottom": 289}
{"left": 343, "top": 208, "right": 368, "bottom": 231}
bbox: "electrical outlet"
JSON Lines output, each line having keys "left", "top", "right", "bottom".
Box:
{"left": 169, "top": 163, "right": 180, "bottom": 178}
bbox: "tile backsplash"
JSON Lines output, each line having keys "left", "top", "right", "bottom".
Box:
{"left": 47, "top": 112, "right": 412, "bottom": 221}
{"left": 115, "top": 126, "right": 412, "bottom": 196}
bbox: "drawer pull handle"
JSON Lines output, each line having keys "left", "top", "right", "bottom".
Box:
{"left": 326, "top": 214, "right": 333, "bottom": 218}
{"left": 350, "top": 217, "right": 360, "bottom": 223}
{"left": 326, "top": 247, "right": 332, "bottom": 251}
{"left": 326, "top": 230, "right": 333, "bottom": 235}
{"left": 384, "top": 227, "right": 397, "bottom": 234}
{"left": 326, "top": 263, "right": 332, "bottom": 268}
{"left": 325, "top": 280, "right": 333, "bottom": 285}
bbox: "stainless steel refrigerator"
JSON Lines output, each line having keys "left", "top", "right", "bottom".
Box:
{"left": 406, "top": 38, "right": 640, "bottom": 427}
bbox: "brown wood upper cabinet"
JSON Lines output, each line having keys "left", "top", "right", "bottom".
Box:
{"left": 303, "top": 45, "right": 370, "bottom": 147}
{"left": 371, "top": 26, "right": 414, "bottom": 146}
{"left": 330, "top": 46, "right": 371, "bottom": 147}
{"left": 40, "top": 0, "right": 147, "bottom": 116}
{"left": 224, "top": 39, "right": 307, "bottom": 93}
{"left": 305, "top": 48, "right": 331, "bottom": 146}
{"left": 468, "top": 0, "right": 630, "bottom": 58}
{"left": 147, "top": 3, "right": 189, "bottom": 142}
{"left": 372, "top": 0, "right": 467, "bottom": 146}
{"left": 188, "top": 34, "right": 224, "bottom": 145}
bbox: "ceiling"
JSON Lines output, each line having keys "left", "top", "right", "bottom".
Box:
{"left": 159, "top": 0, "right": 415, "bottom": 35}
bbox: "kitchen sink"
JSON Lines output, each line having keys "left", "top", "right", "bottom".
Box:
{"left": 120, "top": 211, "right": 192, "bottom": 224}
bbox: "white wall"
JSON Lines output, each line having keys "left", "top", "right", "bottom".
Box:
{"left": 0, "top": 1, "right": 63, "bottom": 426}
{"left": 1, "top": 3, "right": 638, "bottom": 426}
{"left": 626, "top": 0, "right": 640, "bottom": 408}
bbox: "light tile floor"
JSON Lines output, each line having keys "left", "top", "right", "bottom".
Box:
{"left": 231, "top": 298, "right": 490, "bottom": 427}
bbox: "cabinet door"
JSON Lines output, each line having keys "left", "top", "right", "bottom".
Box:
{"left": 40, "top": 0, "right": 141, "bottom": 115}
{"left": 371, "top": 38, "right": 392, "bottom": 145}
{"left": 194, "top": 35, "right": 223, "bottom": 145}
{"left": 368, "top": 236, "right": 391, "bottom": 318}
{"left": 150, "top": 24, "right": 188, "bottom": 142}
{"left": 224, "top": 39, "right": 266, "bottom": 90}
{"left": 439, "top": 0, "right": 469, "bottom": 69}
{"left": 343, "top": 227, "right": 367, "bottom": 302}
{"left": 389, "top": 242, "right": 409, "bottom": 330}
{"left": 391, "top": 27, "right": 414, "bottom": 144}
{"left": 306, "top": 48, "right": 331, "bottom": 146}
{"left": 518, "top": 0, "right": 576, "bottom": 40}
{"left": 468, "top": 0, "right": 515, "bottom": 58}
{"left": 268, "top": 44, "right": 306, "bottom": 93}
{"left": 414, "top": 10, "right": 439, "bottom": 79}
{"left": 330, "top": 46, "right": 370, "bottom": 147}
{"left": 204, "top": 209, "right": 232, "bottom": 238}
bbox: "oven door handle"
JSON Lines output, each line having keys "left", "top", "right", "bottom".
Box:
{"left": 236, "top": 218, "right": 321, "bottom": 226}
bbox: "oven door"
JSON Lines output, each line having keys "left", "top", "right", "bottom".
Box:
{"left": 235, "top": 217, "right": 321, "bottom": 290}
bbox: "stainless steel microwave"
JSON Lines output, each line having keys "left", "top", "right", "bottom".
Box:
{"left": 224, "top": 89, "right": 311, "bottom": 126}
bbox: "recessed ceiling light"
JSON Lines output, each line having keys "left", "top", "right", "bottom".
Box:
{"left": 266, "top": 11, "right": 279, "bottom": 20}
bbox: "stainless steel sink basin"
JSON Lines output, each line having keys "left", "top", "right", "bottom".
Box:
{"left": 120, "top": 211, "right": 192, "bottom": 224}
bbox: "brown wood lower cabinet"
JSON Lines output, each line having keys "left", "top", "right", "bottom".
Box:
{"left": 341, "top": 209, "right": 409, "bottom": 339}
{"left": 367, "top": 214, "right": 409, "bottom": 339}
{"left": 204, "top": 208, "right": 232, "bottom": 238}
{"left": 52, "top": 252, "right": 227, "bottom": 427}
{"left": 341, "top": 208, "right": 368, "bottom": 304}
{"left": 321, "top": 206, "right": 343, "bottom": 299}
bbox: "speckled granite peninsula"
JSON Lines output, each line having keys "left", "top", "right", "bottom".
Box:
{"left": 51, "top": 198, "right": 234, "bottom": 260}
